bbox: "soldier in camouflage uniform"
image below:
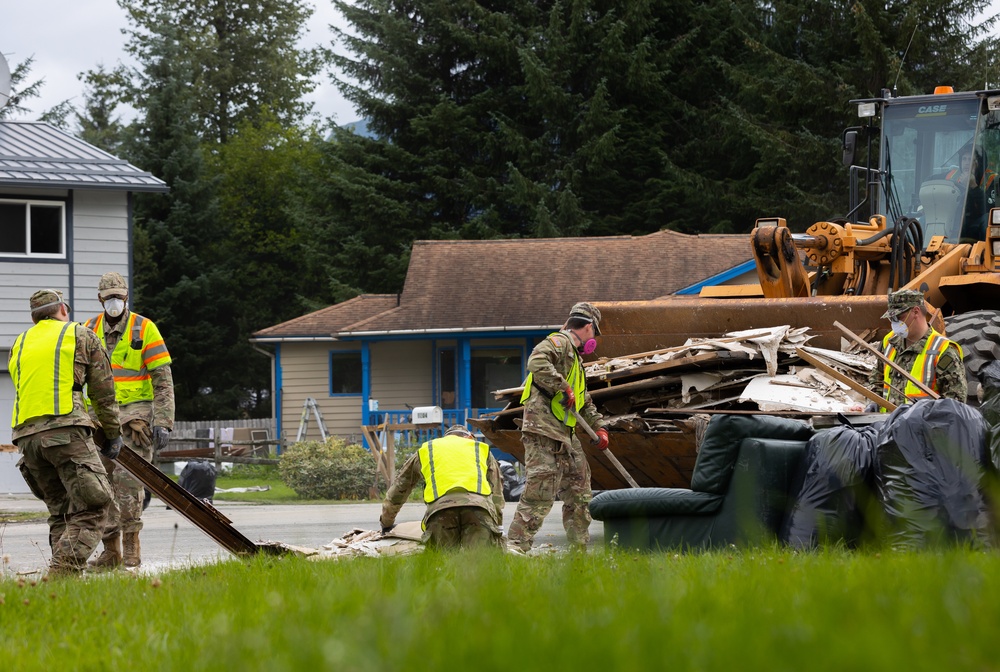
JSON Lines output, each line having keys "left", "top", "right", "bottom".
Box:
{"left": 86, "top": 272, "right": 175, "bottom": 569}
{"left": 380, "top": 425, "right": 504, "bottom": 548}
{"left": 8, "top": 289, "right": 123, "bottom": 577}
{"left": 867, "top": 289, "right": 967, "bottom": 407}
{"left": 507, "top": 302, "right": 610, "bottom": 553}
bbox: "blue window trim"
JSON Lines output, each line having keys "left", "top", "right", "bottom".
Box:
{"left": 329, "top": 349, "right": 363, "bottom": 397}
{"left": 275, "top": 343, "right": 284, "bottom": 442}
{"left": 433, "top": 342, "right": 458, "bottom": 409}
{"left": 361, "top": 343, "right": 371, "bottom": 425}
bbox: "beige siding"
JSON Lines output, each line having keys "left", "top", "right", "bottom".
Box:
{"left": 369, "top": 340, "right": 433, "bottom": 410}
{"left": 279, "top": 342, "right": 366, "bottom": 442}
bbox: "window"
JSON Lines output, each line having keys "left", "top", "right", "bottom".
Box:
{"left": 329, "top": 351, "right": 362, "bottom": 395}
{"left": 0, "top": 199, "right": 66, "bottom": 258}
{"left": 438, "top": 349, "right": 457, "bottom": 409}
{"left": 471, "top": 347, "right": 522, "bottom": 409}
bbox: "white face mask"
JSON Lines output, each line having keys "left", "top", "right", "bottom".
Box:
{"left": 890, "top": 319, "right": 909, "bottom": 340}
{"left": 104, "top": 298, "right": 125, "bottom": 318}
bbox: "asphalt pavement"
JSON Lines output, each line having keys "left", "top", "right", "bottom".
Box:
{"left": 0, "top": 494, "right": 606, "bottom": 576}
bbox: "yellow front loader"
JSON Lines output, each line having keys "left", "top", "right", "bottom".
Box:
{"left": 597, "top": 86, "right": 1000, "bottom": 398}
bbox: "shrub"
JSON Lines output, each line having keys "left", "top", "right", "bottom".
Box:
{"left": 278, "top": 437, "right": 374, "bottom": 500}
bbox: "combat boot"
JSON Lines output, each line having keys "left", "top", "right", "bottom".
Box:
{"left": 123, "top": 531, "right": 141, "bottom": 568}
{"left": 87, "top": 533, "right": 123, "bottom": 570}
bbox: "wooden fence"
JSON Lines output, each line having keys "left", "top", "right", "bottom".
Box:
{"left": 158, "top": 418, "right": 280, "bottom": 469}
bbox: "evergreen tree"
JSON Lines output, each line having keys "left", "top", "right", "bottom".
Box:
{"left": 101, "top": 0, "right": 326, "bottom": 143}
{"left": 74, "top": 1, "right": 333, "bottom": 418}
{"left": 75, "top": 66, "right": 130, "bottom": 154}
{"left": 121, "top": 22, "right": 232, "bottom": 419}
{"left": 0, "top": 55, "right": 72, "bottom": 121}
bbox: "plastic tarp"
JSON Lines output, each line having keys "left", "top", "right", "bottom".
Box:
{"left": 979, "top": 360, "right": 1000, "bottom": 472}
{"left": 875, "top": 398, "right": 992, "bottom": 549}
{"left": 785, "top": 398, "right": 994, "bottom": 549}
{"left": 782, "top": 422, "right": 879, "bottom": 549}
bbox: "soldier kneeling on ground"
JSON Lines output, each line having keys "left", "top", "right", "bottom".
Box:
{"left": 379, "top": 425, "right": 504, "bottom": 549}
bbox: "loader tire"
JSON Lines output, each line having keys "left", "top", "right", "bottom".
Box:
{"left": 943, "top": 310, "right": 1000, "bottom": 404}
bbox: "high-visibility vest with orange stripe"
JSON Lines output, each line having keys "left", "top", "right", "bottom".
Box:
{"left": 881, "top": 328, "right": 961, "bottom": 407}
{"left": 84, "top": 312, "right": 171, "bottom": 406}
{"left": 9, "top": 319, "right": 78, "bottom": 427}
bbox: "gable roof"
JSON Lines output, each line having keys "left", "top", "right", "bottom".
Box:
{"left": 0, "top": 121, "right": 168, "bottom": 193}
{"left": 252, "top": 294, "right": 400, "bottom": 340}
{"left": 253, "top": 230, "right": 751, "bottom": 339}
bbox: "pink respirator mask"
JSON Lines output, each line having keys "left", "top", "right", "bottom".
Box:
{"left": 581, "top": 338, "right": 598, "bottom": 355}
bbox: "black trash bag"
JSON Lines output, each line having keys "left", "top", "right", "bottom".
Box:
{"left": 178, "top": 460, "right": 217, "bottom": 503}
{"left": 979, "top": 360, "right": 1000, "bottom": 471}
{"left": 782, "top": 422, "right": 880, "bottom": 549}
{"left": 875, "top": 398, "right": 991, "bottom": 549}
{"left": 498, "top": 460, "right": 524, "bottom": 502}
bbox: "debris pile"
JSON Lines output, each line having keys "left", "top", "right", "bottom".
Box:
{"left": 492, "top": 326, "right": 878, "bottom": 430}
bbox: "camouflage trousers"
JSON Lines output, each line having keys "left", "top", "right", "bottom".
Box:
{"left": 99, "top": 422, "right": 153, "bottom": 539}
{"left": 507, "top": 431, "right": 592, "bottom": 551}
{"left": 16, "top": 427, "right": 113, "bottom": 572}
{"left": 424, "top": 507, "right": 503, "bottom": 549}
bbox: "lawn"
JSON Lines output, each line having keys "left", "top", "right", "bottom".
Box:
{"left": 1, "top": 546, "right": 997, "bottom": 671}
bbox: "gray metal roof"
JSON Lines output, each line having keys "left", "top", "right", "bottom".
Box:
{"left": 0, "top": 121, "right": 168, "bottom": 193}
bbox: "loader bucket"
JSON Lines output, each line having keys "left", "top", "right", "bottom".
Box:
{"left": 592, "top": 295, "right": 891, "bottom": 356}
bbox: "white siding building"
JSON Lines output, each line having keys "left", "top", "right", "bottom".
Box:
{"left": 0, "top": 121, "right": 168, "bottom": 445}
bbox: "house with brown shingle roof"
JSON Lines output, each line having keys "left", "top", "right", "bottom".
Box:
{"left": 250, "top": 230, "right": 753, "bottom": 442}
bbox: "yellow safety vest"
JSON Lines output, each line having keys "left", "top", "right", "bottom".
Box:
{"left": 520, "top": 332, "right": 586, "bottom": 426}
{"left": 881, "top": 328, "right": 961, "bottom": 407}
{"left": 9, "top": 319, "right": 78, "bottom": 427}
{"left": 84, "top": 312, "right": 171, "bottom": 405}
{"left": 418, "top": 434, "right": 492, "bottom": 504}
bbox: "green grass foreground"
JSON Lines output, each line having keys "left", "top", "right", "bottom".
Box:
{"left": 2, "top": 547, "right": 998, "bottom": 671}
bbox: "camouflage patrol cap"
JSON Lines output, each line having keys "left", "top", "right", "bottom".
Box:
{"left": 29, "top": 289, "right": 66, "bottom": 313}
{"left": 569, "top": 301, "right": 602, "bottom": 335}
{"left": 881, "top": 289, "right": 925, "bottom": 319}
{"left": 444, "top": 424, "right": 474, "bottom": 438}
{"left": 98, "top": 272, "right": 128, "bottom": 299}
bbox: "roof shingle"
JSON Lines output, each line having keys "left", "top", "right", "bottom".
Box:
{"left": 254, "top": 230, "right": 751, "bottom": 339}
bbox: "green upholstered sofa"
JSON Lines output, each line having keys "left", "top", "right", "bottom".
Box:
{"left": 589, "top": 414, "right": 815, "bottom": 550}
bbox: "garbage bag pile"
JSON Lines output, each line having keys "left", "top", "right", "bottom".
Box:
{"left": 178, "top": 460, "right": 218, "bottom": 503}
{"left": 784, "top": 398, "right": 996, "bottom": 549}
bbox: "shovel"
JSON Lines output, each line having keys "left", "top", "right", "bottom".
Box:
{"left": 571, "top": 409, "right": 640, "bottom": 489}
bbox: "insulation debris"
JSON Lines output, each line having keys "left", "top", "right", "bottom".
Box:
{"left": 474, "top": 325, "right": 880, "bottom": 490}
{"left": 486, "top": 325, "right": 879, "bottom": 432}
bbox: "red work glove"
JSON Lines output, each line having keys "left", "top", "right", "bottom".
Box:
{"left": 560, "top": 385, "right": 576, "bottom": 410}
{"left": 594, "top": 428, "right": 609, "bottom": 451}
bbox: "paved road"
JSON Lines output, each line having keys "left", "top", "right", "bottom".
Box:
{"left": 0, "top": 494, "right": 605, "bottom": 575}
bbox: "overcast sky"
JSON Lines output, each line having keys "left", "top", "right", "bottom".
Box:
{"left": 4, "top": 3, "right": 1000, "bottom": 129}
{"left": 0, "top": 1, "right": 359, "bottom": 126}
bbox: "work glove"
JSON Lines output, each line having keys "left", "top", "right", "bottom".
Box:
{"left": 380, "top": 524, "right": 395, "bottom": 536}
{"left": 153, "top": 426, "right": 170, "bottom": 452}
{"left": 124, "top": 418, "right": 153, "bottom": 447}
{"left": 594, "top": 428, "right": 610, "bottom": 451}
{"left": 559, "top": 385, "right": 576, "bottom": 410}
{"left": 863, "top": 402, "right": 879, "bottom": 413}
{"left": 102, "top": 435, "right": 124, "bottom": 460}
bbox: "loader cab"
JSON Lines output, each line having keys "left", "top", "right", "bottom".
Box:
{"left": 851, "top": 89, "right": 1000, "bottom": 245}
